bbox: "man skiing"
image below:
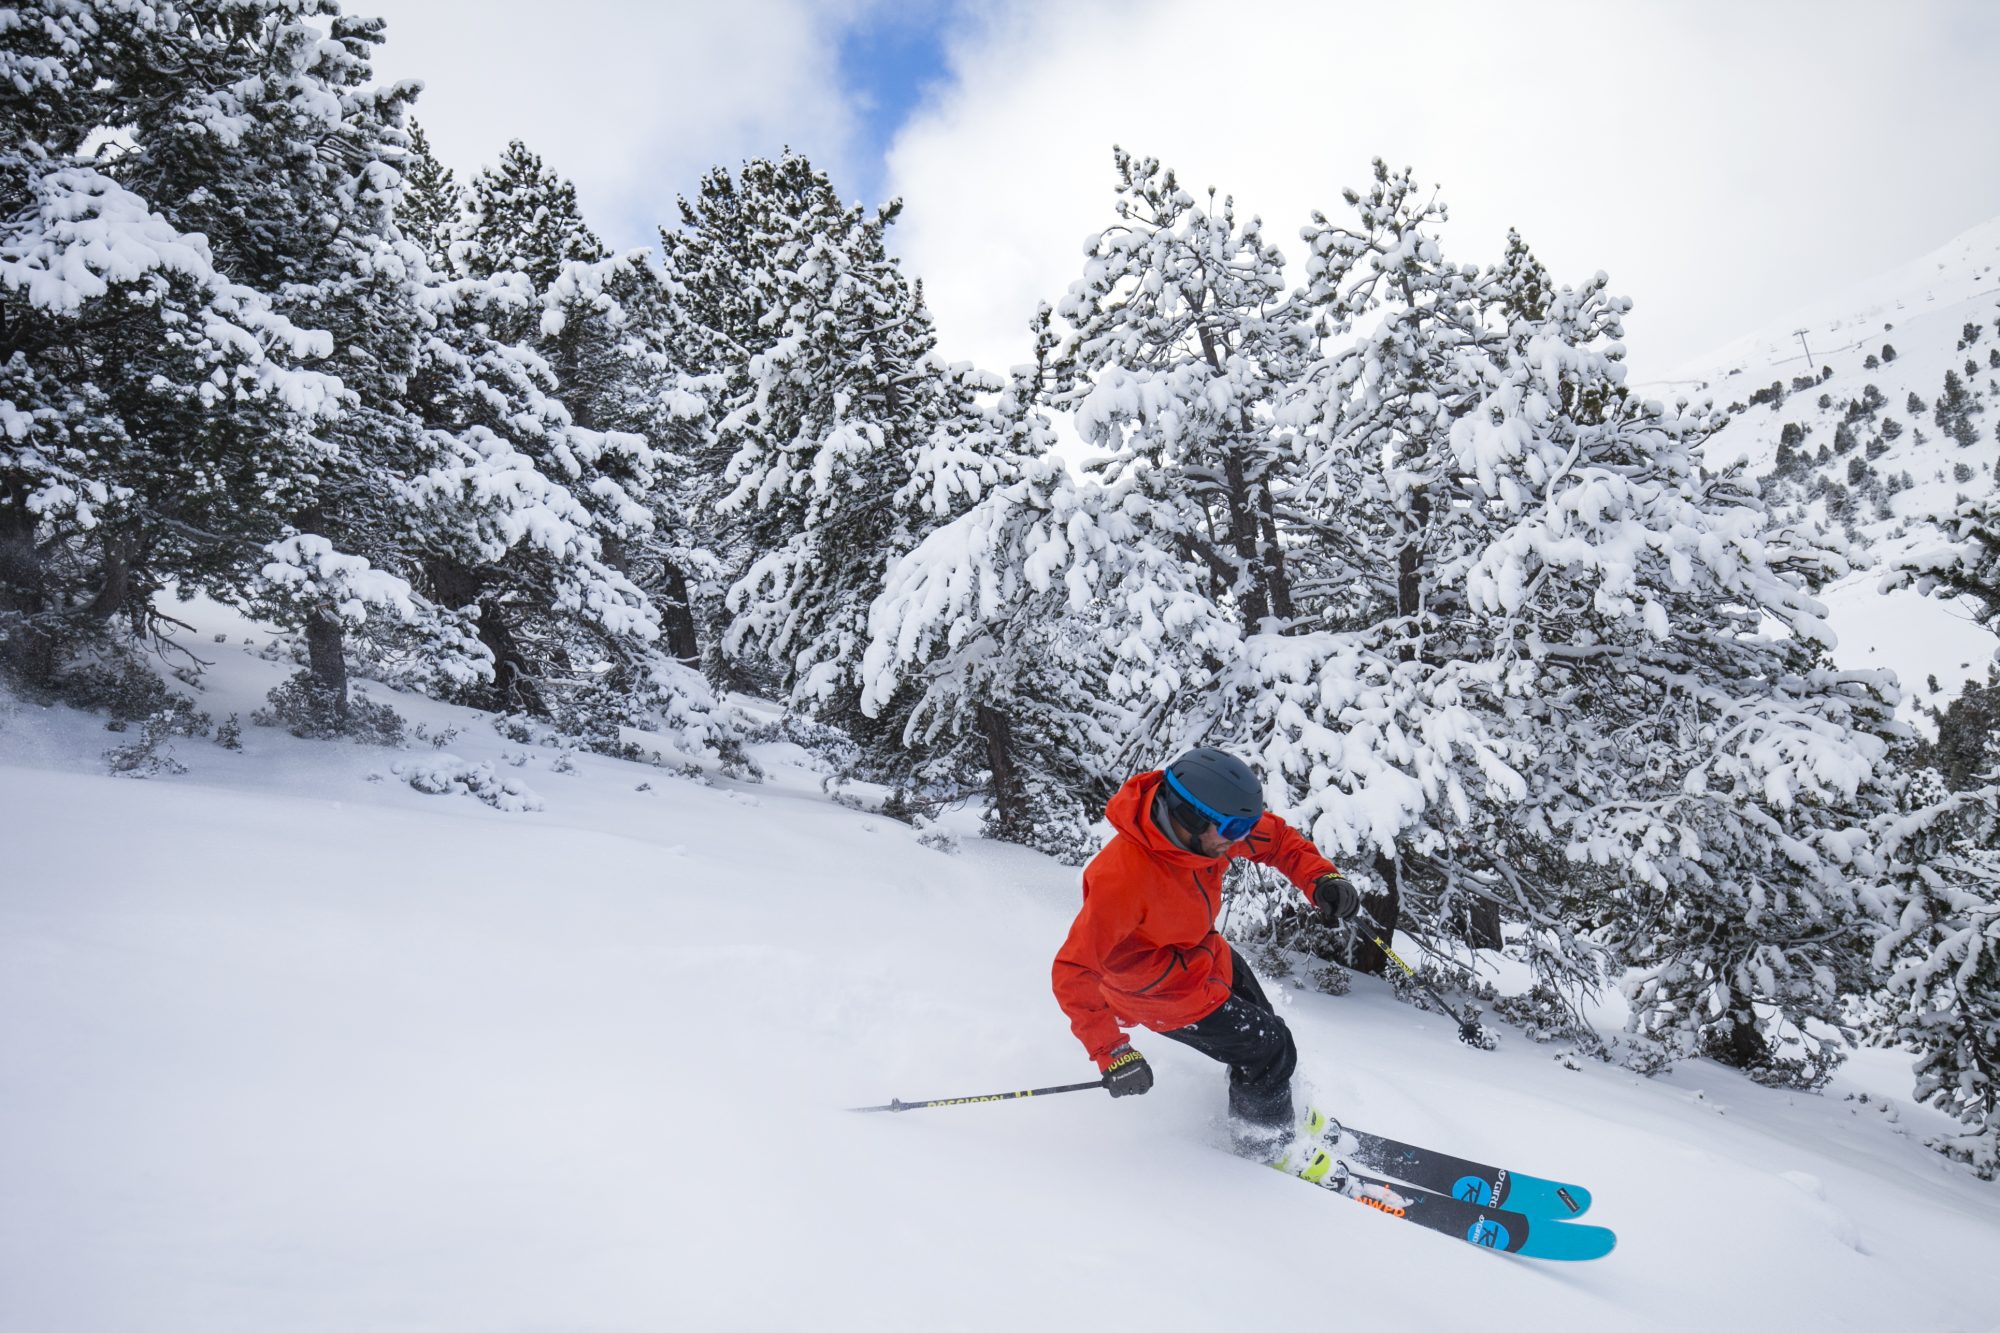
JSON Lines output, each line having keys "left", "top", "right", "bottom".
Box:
{"left": 1052, "top": 747, "right": 1361, "bottom": 1157}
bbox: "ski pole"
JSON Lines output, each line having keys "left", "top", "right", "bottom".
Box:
{"left": 849, "top": 1078, "right": 1107, "bottom": 1113}
{"left": 1365, "top": 930, "right": 1494, "bottom": 1050}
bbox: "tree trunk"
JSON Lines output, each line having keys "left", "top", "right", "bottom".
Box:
{"left": 1720, "top": 1008, "right": 1769, "bottom": 1068}
{"left": 1194, "top": 322, "right": 1273, "bottom": 628}
{"left": 979, "top": 703, "right": 1026, "bottom": 838}
{"left": 1255, "top": 478, "right": 1295, "bottom": 624}
{"left": 1220, "top": 447, "right": 1270, "bottom": 628}
{"left": 659, "top": 558, "right": 700, "bottom": 664}
{"left": 601, "top": 532, "right": 629, "bottom": 575}
{"left": 426, "top": 558, "right": 546, "bottom": 716}
{"left": 1396, "top": 488, "right": 1429, "bottom": 659}
{"left": 1348, "top": 850, "right": 1404, "bottom": 977}
{"left": 0, "top": 495, "right": 55, "bottom": 684}
{"left": 1463, "top": 896, "right": 1504, "bottom": 952}
{"left": 84, "top": 533, "right": 135, "bottom": 622}
{"left": 304, "top": 610, "right": 350, "bottom": 717}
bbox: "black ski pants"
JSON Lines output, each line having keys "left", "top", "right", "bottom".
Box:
{"left": 1159, "top": 954, "right": 1296, "bottom": 1129}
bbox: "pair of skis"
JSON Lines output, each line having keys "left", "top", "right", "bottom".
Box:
{"left": 854, "top": 1079, "right": 1613, "bottom": 1260}
{"left": 1266, "top": 1111, "right": 1616, "bottom": 1261}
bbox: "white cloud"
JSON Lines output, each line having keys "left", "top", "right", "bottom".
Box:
{"left": 357, "top": 0, "right": 874, "bottom": 251}
{"left": 890, "top": 0, "right": 2000, "bottom": 380}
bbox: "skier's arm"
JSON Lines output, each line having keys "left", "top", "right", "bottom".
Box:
{"left": 1052, "top": 871, "right": 1144, "bottom": 1069}
{"left": 1237, "top": 812, "right": 1339, "bottom": 902}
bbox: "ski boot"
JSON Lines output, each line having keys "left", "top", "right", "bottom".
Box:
{"left": 1291, "top": 1107, "right": 1353, "bottom": 1190}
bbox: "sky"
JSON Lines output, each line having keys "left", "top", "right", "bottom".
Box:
{"left": 358, "top": 0, "right": 2000, "bottom": 380}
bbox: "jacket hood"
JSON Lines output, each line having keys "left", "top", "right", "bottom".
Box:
{"left": 1104, "top": 771, "right": 1213, "bottom": 867}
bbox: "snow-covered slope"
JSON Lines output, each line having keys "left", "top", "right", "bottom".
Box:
{"left": 4, "top": 603, "right": 1999, "bottom": 1332}
{"left": 1641, "top": 216, "right": 2000, "bottom": 719}
{"left": 1656, "top": 217, "right": 2000, "bottom": 411}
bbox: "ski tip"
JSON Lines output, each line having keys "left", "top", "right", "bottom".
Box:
{"left": 1520, "top": 1222, "right": 1617, "bottom": 1262}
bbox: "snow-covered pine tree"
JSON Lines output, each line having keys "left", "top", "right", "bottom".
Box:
{"left": 863, "top": 314, "right": 1130, "bottom": 858}
{"left": 459, "top": 140, "right": 607, "bottom": 294}
{"left": 1262, "top": 162, "right": 1900, "bottom": 1076}
{"left": 1871, "top": 779, "right": 2000, "bottom": 1177}
{"left": 391, "top": 139, "right": 734, "bottom": 756}
{"left": 1889, "top": 487, "right": 2000, "bottom": 628}
{"left": 686, "top": 153, "right": 972, "bottom": 732}
{"left": 1053, "top": 148, "right": 1301, "bottom": 637}
{"left": 652, "top": 168, "right": 756, "bottom": 688}
{"left": 662, "top": 154, "right": 838, "bottom": 693}
{"left": 129, "top": 9, "right": 497, "bottom": 730}
{"left": 1934, "top": 369, "right": 1983, "bottom": 450}
{"left": 865, "top": 152, "right": 1316, "bottom": 854}
{"left": 539, "top": 247, "right": 713, "bottom": 665}
{"left": 462, "top": 142, "right": 657, "bottom": 592}
{"left": 1872, "top": 461, "right": 2000, "bottom": 1168}
{"left": 531, "top": 245, "right": 733, "bottom": 753}
{"left": 397, "top": 122, "right": 464, "bottom": 276}
{"left": 663, "top": 161, "right": 784, "bottom": 376}
{"left": 401, "top": 274, "right": 649, "bottom": 719}
{"left": 0, "top": 0, "right": 343, "bottom": 688}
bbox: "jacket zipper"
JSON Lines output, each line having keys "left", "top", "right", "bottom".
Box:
{"left": 1135, "top": 949, "right": 1186, "bottom": 994}
{"left": 1133, "top": 939, "right": 1218, "bottom": 995}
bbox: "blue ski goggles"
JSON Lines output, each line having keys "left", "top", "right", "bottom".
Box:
{"left": 1163, "top": 768, "right": 1260, "bottom": 842}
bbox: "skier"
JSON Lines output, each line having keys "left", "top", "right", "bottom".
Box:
{"left": 1052, "top": 747, "right": 1362, "bottom": 1157}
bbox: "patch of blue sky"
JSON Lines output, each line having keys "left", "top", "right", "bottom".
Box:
{"left": 837, "top": 3, "right": 962, "bottom": 206}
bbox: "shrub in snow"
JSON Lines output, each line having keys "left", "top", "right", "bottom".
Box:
{"left": 492, "top": 714, "right": 555, "bottom": 746}
{"left": 254, "top": 673, "right": 405, "bottom": 746}
{"left": 41, "top": 648, "right": 188, "bottom": 725}
{"left": 1307, "top": 961, "right": 1353, "bottom": 997}
{"left": 390, "top": 755, "right": 543, "bottom": 812}
{"left": 104, "top": 697, "right": 213, "bottom": 779}
{"left": 1492, "top": 983, "right": 1604, "bottom": 1052}
{"left": 914, "top": 822, "right": 961, "bottom": 856}
{"left": 743, "top": 710, "right": 859, "bottom": 774}
{"left": 1612, "top": 1034, "right": 1679, "bottom": 1079}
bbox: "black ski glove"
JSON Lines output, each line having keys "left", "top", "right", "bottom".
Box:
{"left": 1315, "top": 873, "right": 1361, "bottom": 926}
{"left": 1103, "top": 1045, "right": 1153, "bottom": 1097}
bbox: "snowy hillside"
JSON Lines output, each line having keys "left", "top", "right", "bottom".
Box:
{"left": 5, "top": 600, "right": 2000, "bottom": 1333}
{"left": 1645, "top": 216, "right": 2000, "bottom": 717}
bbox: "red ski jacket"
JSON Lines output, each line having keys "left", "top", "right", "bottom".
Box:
{"left": 1052, "top": 770, "right": 1339, "bottom": 1069}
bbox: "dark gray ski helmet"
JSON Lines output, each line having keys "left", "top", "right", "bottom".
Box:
{"left": 1162, "top": 747, "right": 1264, "bottom": 840}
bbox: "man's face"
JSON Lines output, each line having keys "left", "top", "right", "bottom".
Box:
{"left": 1193, "top": 825, "right": 1237, "bottom": 858}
